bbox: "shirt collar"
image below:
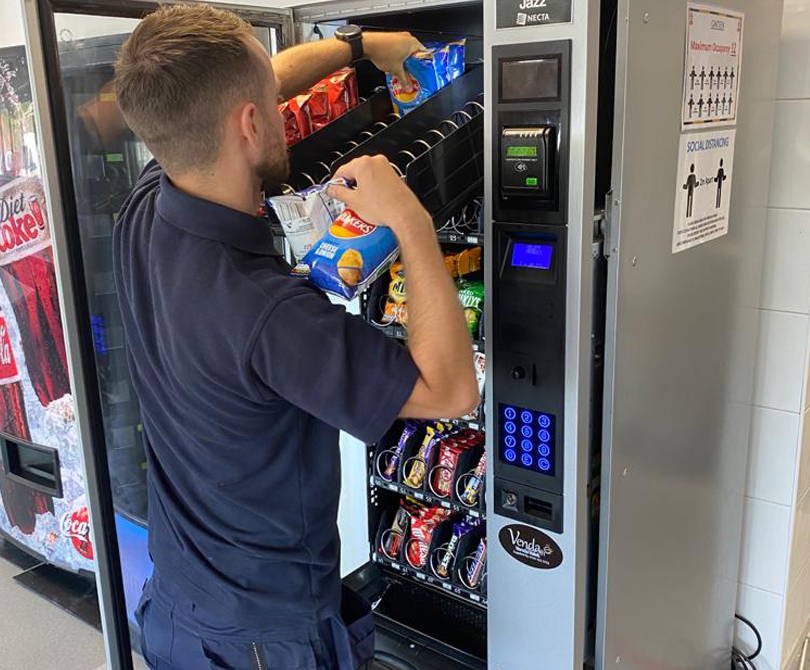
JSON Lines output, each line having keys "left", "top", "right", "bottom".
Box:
{"left": 156, "top": 173, "right": 280, "bottom": 256}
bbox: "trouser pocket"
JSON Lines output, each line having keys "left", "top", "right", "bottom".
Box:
{"left": 200, "top": 637, "right": 320, "bottom": 670}
{"left": 135, "top": 581, "right": 175, "bottom": 666}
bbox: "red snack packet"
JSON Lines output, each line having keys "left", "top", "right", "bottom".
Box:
{"left": 344, "top": 68, "right": 359, "bottom": 108}
{"left": 307, "top": 82, "right": 330, "bottom": 131}
{"left": 327, "top": 68, "right": 357, "bottom": 119}
{"left": 407, "top": 507, "right": 452, "bottom": 568}
{"left": 287, "top": 95, "right": 313, "bottom": 139}
{"left": 433, "top": 440, "right": 466, "bottom": 497}
{"left": 327, "top": 75, "right": 349, "bottom": 119}
{"left": 278, "top": 101, "right": 301, "bottom": 145}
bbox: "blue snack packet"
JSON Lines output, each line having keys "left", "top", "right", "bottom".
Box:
{"left": 446, "top": 39, "right": 466, "bottom": 81}
{"left": 295, "top": 208, "right": 399, "bottom": 300}
{"left": 386, "top": 39, "right": 466, "bottom": 115}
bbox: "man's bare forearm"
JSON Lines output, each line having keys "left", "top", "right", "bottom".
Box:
{"left": 271, "top": 38, "right": 352, "bottom": 101}
{"left": 271, "top": 32, "right": 422, "bottom": 102}
{"left": 399, "top": 215, "right": 478, "bottom": 415}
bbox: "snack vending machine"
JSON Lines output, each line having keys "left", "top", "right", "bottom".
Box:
{"left": 23, "top": 0, "right": 782, "bottom": 667}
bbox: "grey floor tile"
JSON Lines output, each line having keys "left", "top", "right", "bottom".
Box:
{"left": 0, "top": 556, "right": 105, "bottom": 670}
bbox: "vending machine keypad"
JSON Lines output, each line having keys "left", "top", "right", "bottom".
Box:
{"left": 499, "top": 403, "right": 556, "bottom": 476}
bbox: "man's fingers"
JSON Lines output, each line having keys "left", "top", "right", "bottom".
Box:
{"left": 327, "top": 183, "right": 358, "bottom": 208}
{"left": 391, "top": 65, "right": 414, "bottom": 92}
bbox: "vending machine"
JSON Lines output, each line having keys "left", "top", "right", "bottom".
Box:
{"left": 22, "top": 0, "right": 782, "bottom": 667}
{"left": 0, "top": 40, "right": 93, "bottom": 575}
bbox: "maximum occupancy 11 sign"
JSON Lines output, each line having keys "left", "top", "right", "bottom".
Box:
{"left": 681, "top": 3, "right": 744, "bottom": 130}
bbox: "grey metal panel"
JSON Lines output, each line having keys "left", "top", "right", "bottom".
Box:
{"left": 597, "top": 1, "right": 782, "bottom": 668}
{"left": 483, "top": 1, "right": 600, "bottom": 668}
{"left": 293, "top": 0, "right": 476, "bottom": 23}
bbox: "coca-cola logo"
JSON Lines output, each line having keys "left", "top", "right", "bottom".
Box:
{"left": 60, "top": 506, "right": 93, "bottom": 560}
{"left": 0, "top": 316, "right": 18, "bottom": 382}
{"left": 0, "top": 192, "right": 47, "bottom": 255}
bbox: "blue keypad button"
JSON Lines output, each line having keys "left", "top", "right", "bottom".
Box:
{"left": 505, "top": 421, "right": 516, "bottom": 435}
{"left": 505, "top": 435, "right": 516, "bottom": 448}
{"left": 521, "top": 411, "right": 533, "bottom": 424}
{"left": 521, "top": 453, "right": 534, "bottom": 467}
{"left": 538, "top": 414, "right": 551, "bottom": 428}
{"left": 521, "top": 425, "right": 533, "bottom": 438}
{"left": 538, "top": 429, "right": 551, "bottom": 443}
{"left": 538, "top": 444, "right": 551, "bottom": 457}
{"left": 521, "top": 439, "right": 533, "bottom": 452}
{"left": 538, "top": 458, "right": 551, "bottom": 472}
{"left": 504, "top": 406, "right": 516, "bottom": 420}
{"left": 505, "top": 449, "right": 517, "bottom": 463}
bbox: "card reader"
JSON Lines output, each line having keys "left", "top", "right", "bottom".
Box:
{"left": 500, "top": 126, "right": 556, "bottom": 198}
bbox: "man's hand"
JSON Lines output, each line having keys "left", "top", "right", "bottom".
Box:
{"left": 327, "top": 155, "right": 431, "bottom": 237}
{"left": 363, "top": 32, "right": 424, "bottom": 91}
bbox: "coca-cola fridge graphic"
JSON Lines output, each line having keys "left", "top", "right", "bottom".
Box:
{"left": 0, "top": 175, "right": 93, "bottom": 572}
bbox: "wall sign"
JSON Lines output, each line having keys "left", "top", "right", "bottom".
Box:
{"left": 681, "top": 4, "right": 744, "bottom": 130}
{"left": 498, "top": 523, "right": 563, "bottom": 569}
{"left": 496, "top": 0, "right": 572, "bottom": 29}
{"left": 672, "top": 129, "right": 736, "bottom": 254}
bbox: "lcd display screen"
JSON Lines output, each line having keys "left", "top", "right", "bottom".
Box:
{"left": 501, "top": 57, "right": 560, "bottom": 101}
{"left": 506, "top": 145, "right": 539, "bottom": 158}
{"left": 511, "top": 243, "right": 553, "bottom": 270}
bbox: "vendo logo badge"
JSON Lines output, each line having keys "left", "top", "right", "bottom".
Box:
{"left": 61, "top": 505, "right": 93, "bottom": 560}
{"left": 498, "top": 523, "right": 563, "bottom": 569}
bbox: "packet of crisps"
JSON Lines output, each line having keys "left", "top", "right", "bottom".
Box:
{"left": 457, "top": 279, "right": 484, "bottom": 337}
{"left": 297, "top": 207, "right": 399, "bottom": 300}
{"left": 386, "top": 39, "right": 466, "bottom": 115}
{"left": 266, "top": 184, "right": 343, "bottom": 262}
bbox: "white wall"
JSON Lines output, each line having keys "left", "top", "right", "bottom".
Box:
{"left": 0, "top": 1, "right": 25, "bottom": 48}
{"left": 736, "top": 1, "right": 810, "bottom": 668}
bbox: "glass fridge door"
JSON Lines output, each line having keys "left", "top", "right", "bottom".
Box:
{"left": 33, "top": 4, "right": 289, "bottom": 666}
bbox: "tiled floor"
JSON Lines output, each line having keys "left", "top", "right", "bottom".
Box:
{"left": 0, "top": 553, "right": 106, "bottom": 670}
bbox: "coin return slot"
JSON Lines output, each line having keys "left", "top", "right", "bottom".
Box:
{"left": 524, "top": 496, "right": 553, "bottom": 521}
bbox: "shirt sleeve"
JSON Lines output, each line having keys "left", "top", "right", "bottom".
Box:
{"left": 249, "top": 286, "right": 420, "bottom": 444}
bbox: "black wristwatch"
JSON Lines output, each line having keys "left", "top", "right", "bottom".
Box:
{"left": 335, "top": 24, "right": 364, "bottom": 65}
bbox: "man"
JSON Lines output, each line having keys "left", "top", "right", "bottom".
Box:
{"left": 113, "top": 4, "right": 478, "bottom": 669}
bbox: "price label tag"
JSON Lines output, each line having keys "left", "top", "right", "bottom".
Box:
{"left": 416, "top": 573, "right": 426, "bottom": 581}
{"left": 442, "top": 583, "right": 453, "bottom": 591}
{"left": 470, "top": 593, "right": 481, "bottom": 602}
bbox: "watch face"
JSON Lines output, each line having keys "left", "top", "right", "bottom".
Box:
{"left": 336, "top": 24, "right": 361, "bottom": 39}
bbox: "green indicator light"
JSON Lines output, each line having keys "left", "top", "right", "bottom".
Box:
{"left": 525, "top": 177, "right": 538, "bottom": 186}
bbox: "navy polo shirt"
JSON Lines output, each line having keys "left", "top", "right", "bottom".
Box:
{"left": 112, "top": 161, "right": 418, "bottom": 627}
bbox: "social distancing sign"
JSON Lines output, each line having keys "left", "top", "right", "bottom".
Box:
{"left": 672, "top": 129, "right": 736, "bottom": 254}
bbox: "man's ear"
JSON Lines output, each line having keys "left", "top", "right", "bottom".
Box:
{"left": 237, "top": 102, "right": 260, "bottom": 151}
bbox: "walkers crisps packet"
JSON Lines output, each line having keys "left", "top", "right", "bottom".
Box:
{"left": 270, "top": 181, "right": 399, "bottom": 300}
{"left": 266, "top": 185, "right": 342, "bottom": 261}
{"left": 299, "top": 208, "right": 399, "bottom": 300}
{"left": 386, "top": 39, "right": 466, "bottom": 115}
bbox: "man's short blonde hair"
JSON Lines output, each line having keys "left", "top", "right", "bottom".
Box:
{"left": 115, "top": 3, "right": 267, "bottom": 174}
